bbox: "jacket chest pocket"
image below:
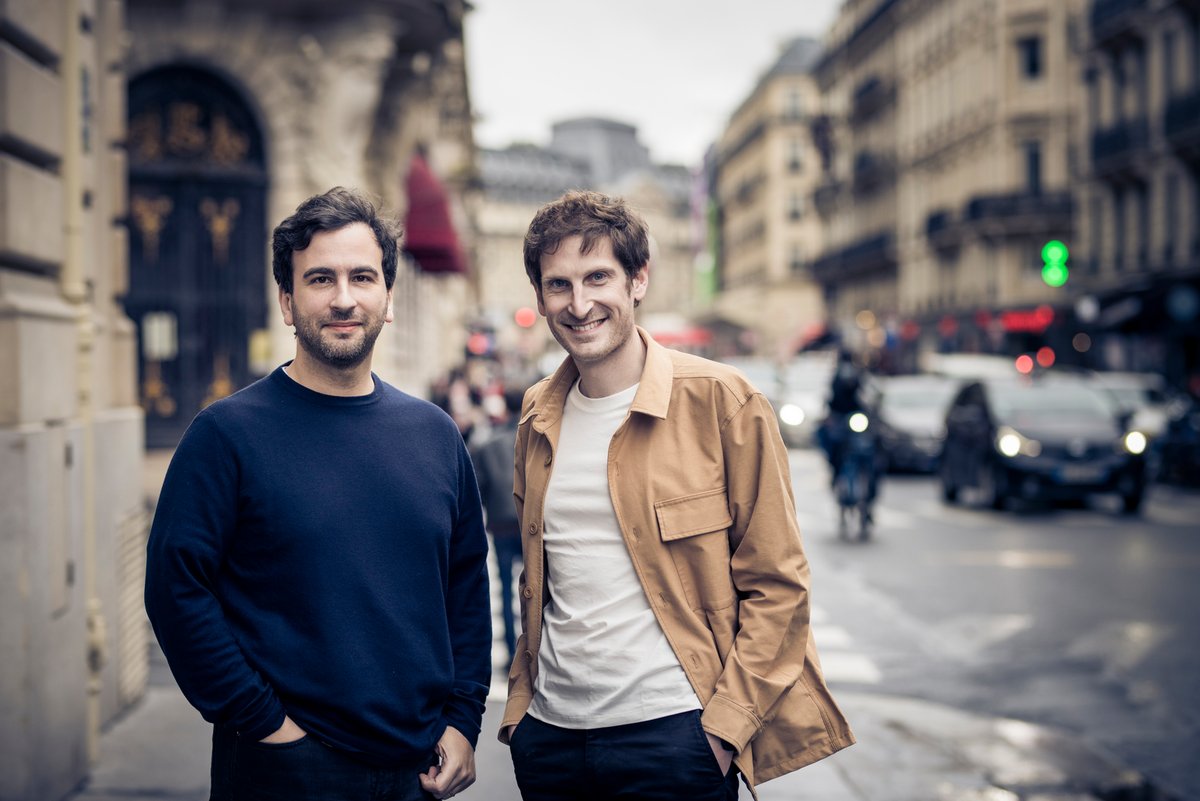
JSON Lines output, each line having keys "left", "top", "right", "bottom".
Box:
{"left": 654, "top": 487, "right": 736, "bottom": 611}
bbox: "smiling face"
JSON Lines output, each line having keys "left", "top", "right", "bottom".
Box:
{"left": 536, "top": 234, "right": 648, "bottom": 376}
{"left": 279, "top": 222, "right": 394, "bottom": 371}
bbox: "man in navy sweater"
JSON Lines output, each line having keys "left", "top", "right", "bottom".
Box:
{"left": 145, "top": 187, "right": 491, "bottom": 800}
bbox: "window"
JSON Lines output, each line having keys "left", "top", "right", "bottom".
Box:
{"left": 1114, "top": 190, "right": 1126, "bottom": 271}
{"left": 1137, "top": 184, "right": 1150, "bottom": 268}
{"left": 788, "top": 138, "right": 803, "bottom": 172}
{"left": 790, "top": 244, "right": 804, "bottom": 273}
{"left": 1163, "top": 31, "right": 1176, "bottom": 98}
{"left": 1018, "top": 36, "right": 1042, "bottom": 79}
{"left": 1165, "top": 174, "right": 1179, "bottom": 264}
{"left": 1024, "top": 141, "right": 1042, "bottom": 196}
{"left": 1089, "top": 195, "right": 1102, "bottom": 275}
{"left": 788, "top": 192, "right": 804, "bottom": 221}
{"left": 786, "top": 89, "right": 802, "bottom": 120}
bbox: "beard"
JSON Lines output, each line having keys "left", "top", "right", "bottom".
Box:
{"left": 293, "top": 309, "right": 385, "bottom": 368}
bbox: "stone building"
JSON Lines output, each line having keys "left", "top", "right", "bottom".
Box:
{"left": 1, "top": 3, "right": 144, "bottom": 800}
{"left": 1, "top": 1, "right": 477, "bottom": 798}
{"left": 710, "top": 36, "right": 828, "bottom": 358}
{"left": 811, "top": 0, "right": 1086, "bottom": 368}
{"left": 1075, "top": 0, "right": 1200, "bottom": 388}
{"left": 123, "top": 0, "right": 477, "bottom": 446}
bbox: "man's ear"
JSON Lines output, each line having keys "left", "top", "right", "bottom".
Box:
{"left": 385, "top": 289, "right": 394, "bottom": 324}
{"left": 279, "top": 287, "right": 294, "bottom": 327}
{"left": 535, "top": 287, "right": 547, "bottom": 317}
{"left": 631, "top": 264, "right": 649, "bottom": 303}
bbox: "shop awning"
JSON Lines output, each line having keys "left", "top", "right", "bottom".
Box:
{"left": 403, "top": 152, "right": 466, "bottom": 275}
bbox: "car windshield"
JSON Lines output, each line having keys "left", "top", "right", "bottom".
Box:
{"left": 990, "top": 383, "right": 1115, "bottom": 423}
{"left": 879, "top": 381, "right": 958, "bottom": 414}
{"left": 1105, "top": 386, "right": 1164, "bottom": 408}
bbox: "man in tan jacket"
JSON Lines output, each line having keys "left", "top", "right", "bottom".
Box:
{"left": 501, "top": 190, "right": 853, "bottom": 800}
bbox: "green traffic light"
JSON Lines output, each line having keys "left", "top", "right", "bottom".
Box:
{"left": 1041, "top": 239, "right": 1069, "bottom": 287}
{"left": 1042, "top": 240, "right": 1068, "bottom": 264}
{"left": 1042, "top": 262, "right": 1069, "bottom": 287}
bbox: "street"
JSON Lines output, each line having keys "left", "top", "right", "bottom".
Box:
{"left": 786, "top": 448, "right": 1200, "bottom": 801}
{"left": 72, "top": 447, "right": 1200, "bottom": 801}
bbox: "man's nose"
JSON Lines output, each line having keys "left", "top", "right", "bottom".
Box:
{"left": 331, "top": 277, "right": 357, "bottom": 310}
{"left": 568, "top": 287, "right": 592, "bottom": 319}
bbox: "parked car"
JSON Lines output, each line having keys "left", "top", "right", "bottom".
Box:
{"left": 940, "top": 377, "right": 1149, "bottom": 513}
{"left": 871, "top": 374, "right": 961, "bottom": 472}
{"left": 1085, "top": 371, "right": 1174, "bottom": 439}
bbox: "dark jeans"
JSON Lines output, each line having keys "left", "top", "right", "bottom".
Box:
{"left": 491, "top": 526, "right": 523, "bottom": 663}
{"left": 210, "top": 723, "right": 437, "bottom": 801}
{"left": 509, "top": 710, "right": 740, "bottom": 801}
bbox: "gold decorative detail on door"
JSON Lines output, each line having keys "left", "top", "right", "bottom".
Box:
{"left": 200, "top": 198, "right": 241, "bottom": 264}
{"left": 131, "top": 195, "right": 173, "bottom": 264}
{"left": 210, "top": 114, "right": 249, "bottom": 165}
{"left": 141, "top": 360, "right": 177, "bottom": 417}
{"left": 203, "top": 353, "right": 235, "bottom": 407}
{"left": 166, "top": 102, "right": 206, "bottom": 155}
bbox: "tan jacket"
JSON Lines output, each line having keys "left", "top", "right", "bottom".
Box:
{"left": 499, "top": 328, "right": 854, "bottom": 787}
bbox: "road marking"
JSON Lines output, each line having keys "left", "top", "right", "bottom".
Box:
{"left": 949, "top": 550, "right": 1076, "bottom": 569}
{"left": 818, "top": 652, "right": 882, "bottom": 684}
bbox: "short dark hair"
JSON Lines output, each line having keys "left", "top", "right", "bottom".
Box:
{"left": 272, "top": 187, "right": 401, "bottom": 293}
{"left": 522, "top": 190, "right": 650, "bottom": 290}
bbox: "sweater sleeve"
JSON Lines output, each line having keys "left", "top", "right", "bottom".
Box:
{"left": 143, "top": 413, "right": 286, "bottom": 742}
{"left": 437, "top": 436, "right": 493, "bottom": 748}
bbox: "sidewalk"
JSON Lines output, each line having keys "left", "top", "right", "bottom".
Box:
{"left": 66, "top": 451, "right": 1147, "bottom": 801}
{"left": 69, "top": 660, "right": 1146, "bottom": 801}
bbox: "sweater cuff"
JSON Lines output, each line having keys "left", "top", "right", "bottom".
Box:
{"left": 440, "top": 708, "right": 482, "bottom": 750}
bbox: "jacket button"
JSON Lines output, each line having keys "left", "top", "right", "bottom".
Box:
{"left": 522, "top": 586, "right": 533, "bottom": 599}
{"left": 527, "top": 523, "right": 538, "bottom": 536}
{"left": 544, "top": 455, "right": 552, "bottom": 467}
{"left": 524, "top": 650, "right": 534, "bottom": 661}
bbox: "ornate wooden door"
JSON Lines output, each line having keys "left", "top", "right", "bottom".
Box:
{"left": 125, "top": 66, "right": 267, "bottom": 448}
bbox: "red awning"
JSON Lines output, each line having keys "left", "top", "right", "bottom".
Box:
{"left": 403, "top": 153, "right": 466, "bottom": 275}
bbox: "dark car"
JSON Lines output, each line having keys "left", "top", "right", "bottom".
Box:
{"left": 939, "top": 377, "right": 1148, "bottom": 513}
{"left": 870, "top": 374, "right": 961, "bottom": 472}
{"left": 1158, "top": 396, "right": 1200, "bottom": 486}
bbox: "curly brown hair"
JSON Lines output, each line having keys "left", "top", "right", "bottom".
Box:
{"left": 522, "top": 190, "right": 650, "bottom": 290}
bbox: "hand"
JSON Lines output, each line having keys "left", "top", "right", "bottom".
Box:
{"left": 504, "top": 724, "right": 516, "bottom": 742}
{"left": 258, "top": 715, "right": 306, "bottom": 744}
{"left": 420, "top": 726, "right": 475, "bottom": 799}
{"left": 705, "top": 732, "right": 735, "bottom": 776}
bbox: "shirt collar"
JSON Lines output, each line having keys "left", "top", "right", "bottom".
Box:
{"left": 528, "top": 326, "right": 673, "bottom": 432}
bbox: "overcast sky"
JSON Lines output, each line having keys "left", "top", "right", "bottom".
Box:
{"left": 464, "top": 1, "right": 842, "bottom": 169}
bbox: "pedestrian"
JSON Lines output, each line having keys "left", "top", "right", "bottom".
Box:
{"left": 144, "top": 186, "right": 491, "bottom": 801}
{"left": 500, "top": 190, "right": 854, "bottom": 800}
{"left": 470, "top": 386, "right": 527, "bottom": 666}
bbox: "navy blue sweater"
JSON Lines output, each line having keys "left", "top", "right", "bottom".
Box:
{"left": 144, "top": 366, "right": 491, "bottom": 763}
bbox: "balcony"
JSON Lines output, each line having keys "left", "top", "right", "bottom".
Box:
{"left": 811, "top": 232, "right": 897, "bottom": 284}
{"left": 925, "top": 209, "right": 960, "bottom": 252}
{"left": 852, "top": 150, "right": 896, "bottom": 197}
{"left": 962, "top": 191, "right": 1073, "bottom": 238}
{"left": 1090, "top": 0, "right": 1147, "bottom": 48}
{"left": 813, "top": 178, "right": 842, "bottom": 217}
{"left": 851, "top": 76, "right": 896, "bottom": 124}
{"left": 1092, "top": 117, "right": 1150, "bottom": 180}
{"left": 1165, "top": 89, "right": 1200, "bottom": 161}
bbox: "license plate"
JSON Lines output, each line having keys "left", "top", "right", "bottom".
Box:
{"left": 1059, "top": 465, "right": 1105, "bottom": 483}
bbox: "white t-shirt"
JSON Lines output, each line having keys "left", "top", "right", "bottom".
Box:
{"left": 529, "top": 380, "right": 700, "bottom": 728}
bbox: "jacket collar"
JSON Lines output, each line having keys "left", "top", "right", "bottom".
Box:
{"left": 528, "top": 326, "right": 673, "bottom": 433}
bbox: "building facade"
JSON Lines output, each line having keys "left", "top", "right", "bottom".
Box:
{"left": 1, "top": 2, "right": 477, "bottom": 798}
{"left": 1076, "top": 0, "right": 1200, "bottom": 389}
{"left": 711, "top": 37, "right": 828, "bottom": 358}
{"left": 124, "top": 0, "right": 477, "bottom": 447}
{"left": 812, "top": 0, "right": 1087, "bottom": 370}
{"left": 1, "top": 3, "right": 145, "bottom": 800}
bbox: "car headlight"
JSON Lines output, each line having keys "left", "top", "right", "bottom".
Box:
{"left": 996, "top": 426, "right": 1041, "bottom": 458}
{"left": 779, "top": 404, "right": 805, "bottom": 427}
{"left": 849, "top": 412, "right": 869, "bottom": 433}
{"left": 1122, "top": 430, "right": 1147, "bottom": 455}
